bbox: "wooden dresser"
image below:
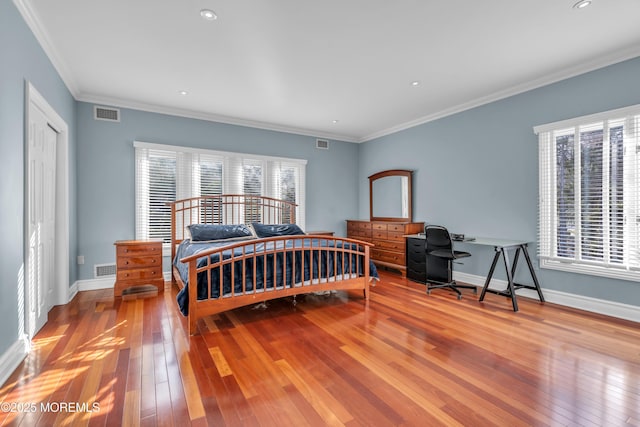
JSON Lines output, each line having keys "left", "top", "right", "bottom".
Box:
{"left": 346, "top": 220, "right": 424, "bottom": 276}
{"left": 114, "top": 240, "right": 164, "bottom": 297}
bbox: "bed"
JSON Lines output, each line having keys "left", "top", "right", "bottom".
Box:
{"left": 169, "top": 195, "right": 377, "bottom": 335}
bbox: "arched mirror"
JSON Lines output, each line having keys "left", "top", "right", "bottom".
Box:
{"left": 369, "top": 169, "right": 413, "bottom": 222}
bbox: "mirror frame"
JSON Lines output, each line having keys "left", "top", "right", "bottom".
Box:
{"left": 369, "top": 169, "right": 413, "bottom": 222}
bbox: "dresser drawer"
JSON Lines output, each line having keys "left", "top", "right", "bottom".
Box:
{"left": 357, "top": 222, "right": 372, "bottom": 230}
{"left": 372, "top": 230, "right": 388, "bottom": 239}
{"left": 372, "top": 249, "right": 404, "bottom": 265}
{"left": 387, "top": 231, "right": 405, "bottom": 241}
{"left": 348, "top": 230, "right": 371, "bottom": 240}
{"left": 373, "top": 239, "right": 404, "bottom": 251}
{"left": 387, "top": 223, "right": 405, "bottom": 232}
{"left": 117, "top": 265, "right": 162, "bottom": 281}
{"left": 372, "top": 223, "right": 387, "bottom": 231}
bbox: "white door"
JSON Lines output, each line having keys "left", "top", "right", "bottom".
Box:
{"left": 27, "top": 104, "right": 57, "bottom": 337}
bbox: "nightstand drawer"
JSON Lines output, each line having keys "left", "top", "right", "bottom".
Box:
{"left": 117, "top": 266, "right": 162, "bottom": 282}
{"left": 117, "top": 255, "right": 161, "bottom": 270}
{"left": 117, "top": 243, "right": 162, "bottom": 256}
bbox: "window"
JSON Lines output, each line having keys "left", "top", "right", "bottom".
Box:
{"left": 535, "top": 104, "right": 640, "bottom": 281}
{"left": 134, "top": 142, "right": 306, "bottom": 247}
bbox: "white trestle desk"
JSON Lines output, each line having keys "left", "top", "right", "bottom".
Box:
{"left": 459, "top": 237, "right": 545, "bottom": 311}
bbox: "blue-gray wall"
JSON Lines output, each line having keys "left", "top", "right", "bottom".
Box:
{"left": 359, "top": 56, "right": 640, "bottom": 307}
{"left": 75, "top": 103, "right": 359, "bottom": 280}
{"left": 3, "top": 0, "right": 640, "bottom": 365}
{"left": 0, "top": 0, "right": 77, "bottom": 355}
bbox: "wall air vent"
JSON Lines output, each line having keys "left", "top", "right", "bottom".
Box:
{"left": 94, "top": 263, "right": 116, "bottom": 278}
{"left": 316, "top": 139, "right": 329, "bottom": 150}
{"left": 94, "top": 106, "right": 120, "bottom": 122}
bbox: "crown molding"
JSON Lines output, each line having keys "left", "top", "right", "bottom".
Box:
{"left": 15, "top": 0, "right": 640, "bottom": 144}
{"left": 76, "top": 92, "right": 359, "bottom": 143}
{"left": 359, "top": 45, "right": 640, "bottom": 142}
{"left": 13, "top": 0, "right": 80, "bottom": 97}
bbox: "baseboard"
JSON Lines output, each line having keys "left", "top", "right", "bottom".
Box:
{"left": 0, "top": 336, "right": 29, "bottom": 387}
{"left": 75, "top": 277, "right": 115, "bottom": 292}
{"left": 68, "top": 281, "right": 78, "bottom": 302}
{"left": 72, "top": 272, "right": 171, "bottom": 295}
{"left": 454, "top": 272, "right": 640, "bottom": 323}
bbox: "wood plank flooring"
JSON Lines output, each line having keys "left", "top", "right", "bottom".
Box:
{"left": 1, "top": 271, "right": 639, "bottom": 426}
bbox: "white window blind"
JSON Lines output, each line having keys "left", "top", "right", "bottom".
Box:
{"left": 135, "top": 148, "right": 176, "bottom": 242}
{"left": 134, "top": 141, "right": 307, "bottom": 245}
{"left": 535, "top": 104, "right": 640, "bottom": 281}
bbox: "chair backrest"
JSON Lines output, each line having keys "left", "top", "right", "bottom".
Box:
{"left": 424, "top": 225, "right": 453, "bottom": 254}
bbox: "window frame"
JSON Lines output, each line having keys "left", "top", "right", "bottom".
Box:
{"left": 534, "top": 104, "right": 640, "bottom": 282}
{"left": 134, "top": 141, "right": 307, "bottom": 254}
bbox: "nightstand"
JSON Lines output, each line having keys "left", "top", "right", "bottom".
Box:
{"left": 114, "top": 240, "right": 164, "bottom": 297}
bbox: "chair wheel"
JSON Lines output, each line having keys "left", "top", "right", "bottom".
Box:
{"left": 457, "top": 294, "right": 462, "bottom": 300}
{"left": 427, "top": 290, "right": 431, "bottom": 295}
{"left": 473, "top": 288, "right": 478, "bottom": 294}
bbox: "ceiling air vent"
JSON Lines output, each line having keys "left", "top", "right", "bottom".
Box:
{"left": 94, "top": 106, "right": 120, "bottom": 122}
{"left": 316, "top": 139, "right": 329, "bottom": 150}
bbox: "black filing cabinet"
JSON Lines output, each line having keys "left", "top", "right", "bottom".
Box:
{"left": 406, "top": 237, "right": 427, "bottom": 283}
{"left": 406, "top": 235, "right": 451, "bottom": 285}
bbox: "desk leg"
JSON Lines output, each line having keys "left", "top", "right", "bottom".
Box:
{"left": 479, "top": 250, "right": 501, "bottom": 302}
{"left": 522, "top": 245, "right": 545, "bottom": 302}
{"left": 511, "top": 247, "right": 521, "bottom": 278}
{"left": 501, "top": 248, "right": 518, "bottom": 312}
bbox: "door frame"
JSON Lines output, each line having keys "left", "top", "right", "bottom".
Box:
{"left": 24, "top": 81, "right": 69, "bottom": 339}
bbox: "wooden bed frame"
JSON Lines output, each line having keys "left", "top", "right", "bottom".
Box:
{"left": 169, "top": 195, "right": 372, "bottom": 335}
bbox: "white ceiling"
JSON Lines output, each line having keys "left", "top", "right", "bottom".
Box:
{"left": 17, "top": 0, "right": 640, "bottom": 142}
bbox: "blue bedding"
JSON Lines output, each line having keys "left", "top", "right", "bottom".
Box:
{"left": 174, "top": 237, "right": 378, "bottom": 315}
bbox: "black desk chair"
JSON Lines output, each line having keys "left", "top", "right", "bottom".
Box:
{"left": 424, "top": 225, "right": 477, "bottom": 300}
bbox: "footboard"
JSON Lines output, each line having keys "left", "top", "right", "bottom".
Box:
{"left": 178, "top": 235, "right": 373, "bottom": 335}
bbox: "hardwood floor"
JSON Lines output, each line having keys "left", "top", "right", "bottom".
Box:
{"left": 1, "top": 271, "right": 639, "bottom": 426}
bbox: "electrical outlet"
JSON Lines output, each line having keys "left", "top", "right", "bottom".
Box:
{"left": 77, "top": 255, "right": 85, "bottom": 265}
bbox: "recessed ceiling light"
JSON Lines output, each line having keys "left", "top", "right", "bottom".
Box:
{"left": 573, "top": 0, "right": 592, "bottom": 9}
{"left": 200, "top": 9, "right": 217, "bottom": 20}
{"left": 179, "top": 90, "right": 188, "bottom": 96}
{"left": 332, "top": 120, "right": 339, "bottom": 124}
{"left": 411, "top": 81, "right": 420, "bottom": 87}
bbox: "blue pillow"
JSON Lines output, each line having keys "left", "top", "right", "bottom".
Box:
{"left": 187, "top": 224, "right": 254, "bottom": 242}
{"left": 252, "top": 223, "right": 305, "bottom": 238}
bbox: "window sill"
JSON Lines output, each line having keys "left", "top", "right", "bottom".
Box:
{"left": 541, "top": 259, "right": 640, "bottom": 283}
